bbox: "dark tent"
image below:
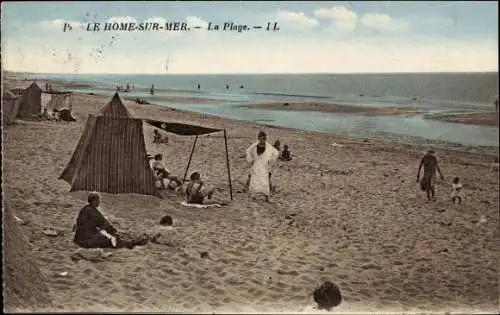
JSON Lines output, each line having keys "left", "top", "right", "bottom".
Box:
{"left": 17, "top": 82, "right": 42, "bottom": 118}
{"left": 145, "top": 119, "right": 221, "bottom": 136}
{"left": 60, "top": 92, "right": 233, "bottom": 200}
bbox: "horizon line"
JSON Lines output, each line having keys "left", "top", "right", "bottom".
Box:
{"left": 4, "top": 70, "right": 499, "bottom": 76}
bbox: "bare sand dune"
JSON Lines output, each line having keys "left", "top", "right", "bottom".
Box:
{"left": 3, "top": 204, "right": 53, "bottom": 312}
{"left": 426, "top": 111, "right": 499, "bottom": 127}
{"left": 2, "top": 80, "right": 499, "bottom": 313}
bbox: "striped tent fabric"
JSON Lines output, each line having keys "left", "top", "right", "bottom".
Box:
{"left": 97, "top": 92, "right": 132, "bottom": 117}
{"left": 60, "top": 115, "right": 160, "bottom": 197}
{"left": 2, "top": 91, "right": 21, "bottom": 125}
{"left": 17, "top": 82, "right": 42, "bottom": 118}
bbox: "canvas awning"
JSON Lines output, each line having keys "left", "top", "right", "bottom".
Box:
{"left": 145, "top": 119, "right": 221, "bottom": 136}
{"left": 43, "top": 90, "right": 73, "bottom": 95}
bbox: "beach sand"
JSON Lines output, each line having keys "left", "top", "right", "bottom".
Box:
{"left": 241, "top": 102, "right": 423, "bottom": 116}
{"left": 426, "top": 112, "right": 499, "bottom": 127}
{"left": 2, "top": 79, "right": 499, "bottom": 313}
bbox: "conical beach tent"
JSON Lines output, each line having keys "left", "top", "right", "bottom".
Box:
{"left": 2, "top": 90, "right": 21, "bottom": 125}
{"left": 17, "top": 82, "right": 42, "bottom": 118}
{"left": 98, "top": 92, "right": 132, "bottom": 117}
{"left": 59, "top": 93, "right": 160, "bottom": 197}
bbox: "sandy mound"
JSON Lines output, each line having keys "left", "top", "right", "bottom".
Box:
{"left": 3, "top": 204, "right": 53, "bottom": 312}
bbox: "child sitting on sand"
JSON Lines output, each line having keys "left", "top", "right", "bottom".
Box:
{"left": 279, "top": 145, "right": 292, "bottom": 161}
{"left": 451, "top": 176, "right": 463, "bottom": 204}
{"left": 185, "top": 172, "right": 215, "bottom": 204}
{"left": 151, "top": 154, "right": 182, "bottom": 190}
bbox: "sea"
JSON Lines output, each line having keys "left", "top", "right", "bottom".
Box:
{"left": 24, "top": 72, "right": 499, "bottom": 153}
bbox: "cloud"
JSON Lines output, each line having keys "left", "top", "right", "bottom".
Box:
{"left": 360, "top": 13, "right": 410, "bottom": 32}
{"left": 145, "top": 16, "right": 167, "bottom": 25}
{"left": 186, "top": 16, "right": 209, "bottom": 29}
{"left": 106, "top": 16, "right": 138, "bottom": 24}
{"left": 277, "top": 10, "right": 318, "bottom": 28}
{"left": 314, "top": 6, "right": 357, "bottom": 31}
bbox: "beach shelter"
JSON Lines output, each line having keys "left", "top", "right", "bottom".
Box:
{"left": 59, "top": 93, "right": 159, "bottom": 196}
{"left": 42, "top": 91, "right": 74, "bottom": 111}
{"left": 60, "top": 92, "right": 234, "bottom": 199}
{"left": 2, "top": 91, "right": 21, "bottom": 125}
{"left": 145, "top": 119, "right": 234, "bottom": 200}
{"left": 17, "top": 82, "right": 42, "bottom": 118}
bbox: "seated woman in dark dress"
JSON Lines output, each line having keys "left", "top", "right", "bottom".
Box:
{"left": 73, "top": 192, "right": 147, "bottom": 249}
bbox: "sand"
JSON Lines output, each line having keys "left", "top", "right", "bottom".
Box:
{"left": 240, "top": 102, "right": 423, "bottom": 116}
{"left": 2, "top": 79, "right": 499, "bottom": 313}
{"left": 426, "top": 112, "right": 499, "bottom": 127}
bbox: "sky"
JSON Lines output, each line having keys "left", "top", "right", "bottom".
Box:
{"left": 2, "top": 1, "right": 498, "bottom": 74}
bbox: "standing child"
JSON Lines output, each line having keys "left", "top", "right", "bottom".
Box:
{"left": 451, "top": 177, "right": 463, "bottom": 204}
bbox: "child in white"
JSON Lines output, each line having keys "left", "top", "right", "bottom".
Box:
{"left": 451, "top": 177, "right": 463, "bottom": 204}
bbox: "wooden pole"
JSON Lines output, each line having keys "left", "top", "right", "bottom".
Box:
{"left": 223, "top": 128, "right": 233, "bottom": 200}
{"left": 183, "top": 135, "right": 198, "bottom": 182}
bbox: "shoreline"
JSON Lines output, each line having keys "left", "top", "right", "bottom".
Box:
{"left": 3, "top": 78, "right": 499, "bottom": 156}
{"left": 239, "top": 102, "right": 423, "bottom": 116}
{"left": 425, "top": 112, "right": 499, "bottom": 127}
{"left": 3, "top": 77, "right": 499, "bottom": 312}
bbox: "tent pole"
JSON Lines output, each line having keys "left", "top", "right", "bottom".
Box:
{"left": 223, "top": 128, "right": 233, "bottom": 200}
{"left": 183, "top": 135, "right": 198, "bottom": 182}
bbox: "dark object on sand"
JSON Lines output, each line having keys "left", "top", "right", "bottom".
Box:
{"left": 136, "top": 98, "right": 150, "bottom": 105}
{"left": 240, "top": 85, "right": 244, "bottom": 89}
{"left": 313, "top": 281, "right": 342, "bottom": 310}
{"left": 58, "top": 109, "right": 76, "bottom": 122}
{"left": 420, "top": 177, "right": 429, "bottom": 191}
{"left": 160, "top": 215, "right": 173, "bottom": 226}
{"left": 283, "top": 103, "right": 290, "bottom": 106}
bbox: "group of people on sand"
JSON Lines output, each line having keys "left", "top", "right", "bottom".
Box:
{"left": 416, "top": 148, "right": 466, "bottom": 204}
{"left": 245, "top": 131, "right": 293, "bottom": 202}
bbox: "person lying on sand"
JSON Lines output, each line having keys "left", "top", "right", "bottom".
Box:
{"left": 185, "top": 172, "right": 215, "bottom": 204}
{"left": 73, "top": 192, "right": 147, "bottom": 249}
{"left": 153, "top": 129, "right": 169, "bottom": 144}
{"left": 245, "top": 131, "right": 279, "bottom": 202}
{"left": 303, "top": 281, "right": 342, "bottom": 313}
{"left": 151, "top": 154, "right": 183, "bottom": 189}
{"left": 279, "top": 144, "right": 293, "bottom": 161}
{"left": 417, "top": 149, "right": 445, "bottom": 202}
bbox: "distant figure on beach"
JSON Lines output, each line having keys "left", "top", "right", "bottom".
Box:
{"left": 280, "top": 145, "right": 293, "bottom": 161}
{"left": 73, "top": 192, "right": 148, "bottom": 249}
{"left": 45, "top": 83, "right": 49, "bottom": 91}
{"left": 226, "top": 84, "right": 229, "bottom": 90}
{"left": 125, "top": 83, "right": 130, "bottom": 92}
{"left": 491, "top": 157, "right": 499, "bottom": 171}
{"left": 150, "top": 84, "right": 155, "bottom": 95}
{"left": 185, "top": 172, "right": 215, "bottom": 204}
{"left": 273, "top": 140, "right": 281, "bottom": 152}
{"left": 245, "top": 131, "right": 279, "bottom": 202}
{"left": 451, "top": 176, "right": 463, "bottom": 204}
{"left": 197, "top": 84, "right": 201, "bottom": 90}
{"left": 303, "top": 281, "right": 342, "bottom": 312}
{"left": 41, "top": 108, "right": 50, "bottom": 120}
{"left": 417, "top": 149, "right": 445, "bottom": 202}
{"left": 240, "top": 85, "right": 244, "bottom": 89}
{"left": 151, "top": 154, "right": 183, "bottom": 190}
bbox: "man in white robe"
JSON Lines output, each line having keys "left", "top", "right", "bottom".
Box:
{"left": 245, "top": 131, "right": 279, "bottom": 201}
